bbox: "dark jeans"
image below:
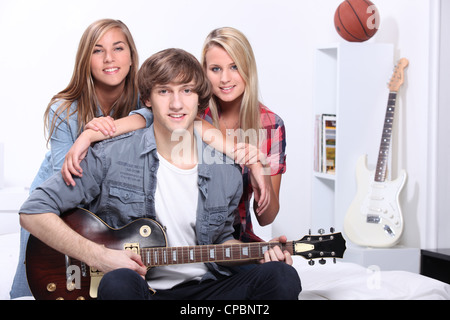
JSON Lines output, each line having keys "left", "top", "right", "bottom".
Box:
{"left": 98, "top": 262, "right": 301, "bottom": 300}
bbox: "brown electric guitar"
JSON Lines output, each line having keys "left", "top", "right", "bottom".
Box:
{"left": 25, "top": 207, "right": 346, "bottom": 300}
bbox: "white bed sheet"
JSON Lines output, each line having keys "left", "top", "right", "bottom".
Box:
{"left": 293, "top": 256, "right": 450, "bottom": 300}
{"left": 1, "top": 232, "right": 449, "bottom": 300}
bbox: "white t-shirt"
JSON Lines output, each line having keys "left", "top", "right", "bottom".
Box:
{"left": 147, "top": 153, "right": 208, "bottom": 290}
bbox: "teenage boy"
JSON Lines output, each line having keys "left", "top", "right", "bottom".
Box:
{"left": 19, "top": 48, "right": 301, "bottom": 300}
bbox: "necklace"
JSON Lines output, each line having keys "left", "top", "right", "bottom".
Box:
{"left": 221, "top": 115, "right": 240, "bottom": 136}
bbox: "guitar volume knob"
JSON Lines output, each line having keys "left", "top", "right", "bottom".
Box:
{"left": 67, "top": 282, "right": 76, "bottom": 292}
{"left": 47, "top": 283, "right": 56, "bottom": 293}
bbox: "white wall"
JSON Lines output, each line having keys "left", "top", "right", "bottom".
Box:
{"left": 0, "top": 0, "right": 445, "bottom": 248}
{"left": 436, "top": 0, "right": 450, "bottom": 248}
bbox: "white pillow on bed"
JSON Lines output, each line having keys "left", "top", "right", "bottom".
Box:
{"left": 292, "top": 256, "right": 450, "bottom": 300}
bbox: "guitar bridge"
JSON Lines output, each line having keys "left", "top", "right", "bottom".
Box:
{"left": 366, "top": 215, "right": 381, "bottom": 224}
{"left": 384, "top": 225, "right": 395, "bottom": 237}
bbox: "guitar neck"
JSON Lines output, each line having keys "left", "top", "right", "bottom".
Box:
{"left": 375, "top": 91, "right": 397, "bottom": 182}
{"left": 140, "top": 241, "right": 293, "bottom": 267}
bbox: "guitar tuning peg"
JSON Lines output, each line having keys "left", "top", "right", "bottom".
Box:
{"left": 308, "top": 229, "right": 311, "bottom": 235}
{"left": 319, "top": 258, "right": 326, "bottom": 265}
{"left": 308, "top": 260, "right": 315, "bottom": 266}
{"left": 330, "top": 227, "right": 335, "bottom": 233}
{"left": 333, "top": 258, "right": 337, "bottom": 264}
{"left": 318, "top": 228, "right": 325, "bottom": 235}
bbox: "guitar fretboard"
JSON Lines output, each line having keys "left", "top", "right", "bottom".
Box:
{"left": 375, "top": 92, "right": 397, "bottom": 182}
{"left": 140, "top": 241, "right": 293, "bottom": 267}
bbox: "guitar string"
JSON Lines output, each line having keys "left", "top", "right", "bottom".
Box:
{"left": 139, "top": 241, "right": 291, "bottom": 266}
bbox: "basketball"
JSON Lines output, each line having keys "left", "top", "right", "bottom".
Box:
{"left": 334, "top": 0, "right": 380, "bottom": 42}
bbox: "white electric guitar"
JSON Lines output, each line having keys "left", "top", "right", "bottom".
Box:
{"left": 344, "top": 58, "right": 409, "bottom": 248}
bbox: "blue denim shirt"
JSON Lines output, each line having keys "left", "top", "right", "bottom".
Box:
{"left": 29, "top": 101, "right": 152, "bottom": 192}
{"left": 20, "top": 125, "right": 243, "bottom": 280}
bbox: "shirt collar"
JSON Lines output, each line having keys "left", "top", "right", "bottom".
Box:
{"left": 140, "top": 125, "right": 213, "bottom": 180}
{"left": 140, "top": 124, "right": 157, "bottom": 156}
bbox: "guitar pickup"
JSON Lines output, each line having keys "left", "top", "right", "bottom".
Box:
{"left": 124, "top": 243, "right": 140, "bottom": 254}
{"left": 369, "top": 195, "right": 385, "bottom": 201}
{"left": 366, "top": 215, "right": 381, "bottom": 224}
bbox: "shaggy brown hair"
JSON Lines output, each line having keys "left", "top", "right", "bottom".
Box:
{"left": 138, "top": 48, "right": 211, "bottom": 115}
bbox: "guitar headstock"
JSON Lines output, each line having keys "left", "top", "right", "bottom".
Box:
{"left": 388, "top": 58, "right": 409, "bottom": 92}
{"left": 293, "top": 229, "right": 346, "bottom": 265}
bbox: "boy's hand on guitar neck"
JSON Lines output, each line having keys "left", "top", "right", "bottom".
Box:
{"left": 258, "top": 235, "right": 293, "bottom": 266}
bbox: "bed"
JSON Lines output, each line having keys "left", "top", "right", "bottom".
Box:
{"left": 294, "top": 256, "right": 450, "bottom": 300}
{"left": 1, "top": 229, "right": 449, "bottom": 300}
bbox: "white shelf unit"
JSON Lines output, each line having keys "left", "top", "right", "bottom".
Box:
{"left": 311, "top": 42, "right": 394, "bottom": 232}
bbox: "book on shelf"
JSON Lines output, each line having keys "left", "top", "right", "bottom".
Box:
{"left": 314, "top": 114, "right": 336, "bottom": 175}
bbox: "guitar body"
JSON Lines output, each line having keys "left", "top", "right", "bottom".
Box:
{"left": 25, "top": 208, "right": 167, "bottom": 300}
{"left": 344, "top": 154, "right": 406, "bottom": 247}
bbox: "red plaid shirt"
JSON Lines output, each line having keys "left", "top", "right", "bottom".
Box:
{"left": 202, "top": 103, "right": 287, "bottom": 242}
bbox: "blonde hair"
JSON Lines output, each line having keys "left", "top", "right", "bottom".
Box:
{"left": 201, "top": 27, "right": 261, "bottom": 135}
{"left": 45, "top": 19, "right": 139, "bottom": 144}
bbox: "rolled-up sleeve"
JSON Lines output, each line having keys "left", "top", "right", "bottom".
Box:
{"left": 129, "top": 107, "right": 154, "bottom": 128}
{"left": 19, "top": 146, "right": 104, "bottom": 216}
